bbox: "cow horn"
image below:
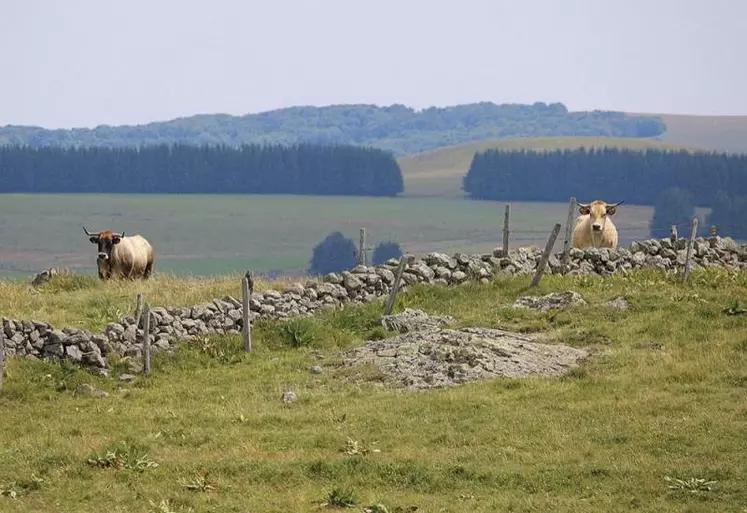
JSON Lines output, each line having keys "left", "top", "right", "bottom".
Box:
{"left": 608, "top": 200, "right": 625, "bottom": 208}
{"left": 113, "top": 231, "right": 125, "bottom": 238}
{"left": 82, "top": 225, "right": 97, "bottom": 237}
{"left": 577, "top": 202, "right": 590, "bottom": 209}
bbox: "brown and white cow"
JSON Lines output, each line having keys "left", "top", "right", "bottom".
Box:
{"left": 571, "top": 200, "right": 624, "bottom": 249}
{"left": 82, "top": 226, "right": 155, "bottom": 280}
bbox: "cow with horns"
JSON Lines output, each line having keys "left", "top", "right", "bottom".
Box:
{"left": 83, "top": 226, "right": 155, "bottom": 280}
{"left": 571, "top": 200, "right": 624, "bottom": 249}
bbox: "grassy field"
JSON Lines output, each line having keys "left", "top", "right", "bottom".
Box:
{"left": 628, "top": 112, "right": 747, "bottom": 155}
{"left": 397, "top": 136, "right": 696, "bottom": 198}
{"left": 0, "top": 194, "right": 678, "bottom": 281}
{"left": 2, "top": 267, "right": 747, "bottom": 512}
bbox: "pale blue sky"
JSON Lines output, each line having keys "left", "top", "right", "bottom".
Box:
{"left": 2, "top": 0, "right": 745, "bottom": 129}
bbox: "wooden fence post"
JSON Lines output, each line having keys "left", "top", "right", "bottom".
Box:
{"left": 682, "top": 217, "right": 699, "bottom": 283}
{"left": 358, "top": 228, "right": 367, "bottom": 266}
{"left": 670, "top": 224, "right": 678, "bottom": 245}
{"left": 142, "top": 303, "right": 151, "bottom": 376}
{"left": 562, "top": 197, "right": 577, "bottom": 262}
{"left": 0, "top": 335, "right": 5, "bottom": 392}
{"left": 709, "top": 225, "right": 717, "bottom": 248}
{"left": 242, "top": 276, "right": 253, "bottom": 352}
{"left": 383, "top": 254, "right": 409, "bottom": 316}
{"left": 530, "top": 223, "right": 562, "bottom": 288}
{"left": 502, "top": 204, "right": 510, "bottom": 257}
{"left": 134, "top": 293, "right": 143, "bottom": 328}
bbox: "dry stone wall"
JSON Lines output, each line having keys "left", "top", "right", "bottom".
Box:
{"left": 2, "top": 235, "right": 746, "bottom": 375}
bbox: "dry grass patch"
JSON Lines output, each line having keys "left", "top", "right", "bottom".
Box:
{"left": 0, "top": 272, "right": 315, "bottom": 331}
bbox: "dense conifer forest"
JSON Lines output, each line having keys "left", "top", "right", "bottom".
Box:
{"left": 0, "top": 143, "right": 404, "bottom": 196}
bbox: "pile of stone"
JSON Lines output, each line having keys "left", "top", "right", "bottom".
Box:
{"left": 341, "top": 326, "right": 589, "bottom": 390}
{"left": 1, "top": 235, "right": 745, "bottom": 374}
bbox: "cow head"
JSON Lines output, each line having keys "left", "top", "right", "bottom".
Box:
{"left": 578, "top": 200, "right": 624, "bottom": 232}
{"left": 83, "top": 226, "right": 125, "bottom": 263}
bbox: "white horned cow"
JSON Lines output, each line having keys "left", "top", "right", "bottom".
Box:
{"left": 83, "top": 226, "right": 155, "bottom": 280}
{"left": 571, "top": 200, "right": 624, "bottom": 249}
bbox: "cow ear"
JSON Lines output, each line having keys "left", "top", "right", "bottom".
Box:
{"left": 578, "top": 205, "right": 591, "bottom": 215}
{"left": 112, "top": 236, "right": 122, "bottom": 244}
{"left": 606, "top": 206, "right": 617, "bottom": 216}
{"left": 89, "top": 237, "right": 98, "bottom": 244}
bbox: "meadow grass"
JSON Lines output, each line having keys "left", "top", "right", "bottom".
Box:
{"left": 0, "top": 193, "right": 667, "bottom": 281}
{"left": 2, "top": 267, "right": 747, "bottom": 512}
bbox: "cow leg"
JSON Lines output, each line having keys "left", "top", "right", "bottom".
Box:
{"left": 143, "top": 261, "right": 153, "bottom": 279}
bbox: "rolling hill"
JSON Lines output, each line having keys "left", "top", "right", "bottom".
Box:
{"left": 397, "top": 136, "right": 698, "bottom": 197}
{"left": 0, "top": 102, "right": 665, "bottom": 157}
{"left": 633, "top": 112, "right": 747, "bottom": 154}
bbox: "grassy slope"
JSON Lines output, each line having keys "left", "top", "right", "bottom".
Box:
{"left": 629, "top": 112, "right": 747, "bottom": 154}
{"left": 397, "top": 136, "right": 696, "bottom": 198}
{"left": 2, "top": 268, "right": 747, "bottom": 512}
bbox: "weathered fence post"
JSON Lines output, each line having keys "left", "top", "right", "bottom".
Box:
{"left": 0, "top": 335, "right": 5, "bottom": 392}
{"left": 670, "top": 224, "right": 678, "bottom": 245}
{"left": 134, "top": 292, "right": 143, "bottom": 328}
{"left": 562, "top": 197, "right": 577, "bottom": 262}
{"left": 709, "top": 224, "right": 717, "bottom": 248}
{"left": 383, "top": 254, "right": 409, "bottom": 316}
{"left": 530, "top": 223, "right": 562, "bottom": 288}
{"left": 142, "top": 303, "right": 151, "bottom": 376}
{"left": 502, "top": 204, "right": 510, "bottom": 256}
{"left": 242, "top": 275, "right": 253, "bottom": 352}
{"left": 358, "top": 228, "right": 367, "bottom": 266}
{"left": 682, "top": 217, "right": 699, "bottom": 284}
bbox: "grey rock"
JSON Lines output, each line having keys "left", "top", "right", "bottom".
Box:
{"left": 282, "top": 391, "right": 298, "bottom": 403}
{"left": 74, "top": 383, "right": 109, "bottom": 398}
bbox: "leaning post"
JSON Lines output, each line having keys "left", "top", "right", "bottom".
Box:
{"left": 562, "top": 197, "right": 577, "bottom": 262}
{"left": 142, "top": 303, "right": 151, "bottom": 376}
{"left": 358, "top": 228, "right": 367, "bottom": 266}
{"left": 682, "top": 217, "right": 699, "bottom": 284}
{"left": 383, "top": 254, "right": 409, "bottom": 316}
{"left": 242, "top": 275, "right": 253, "bottom": 352}
{"left": 530, "top": 223, "right": 562, "bottom": 288}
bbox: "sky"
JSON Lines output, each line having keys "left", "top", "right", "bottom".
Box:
{"left": 1, "top": 0, "right": 745, "bottom": 129}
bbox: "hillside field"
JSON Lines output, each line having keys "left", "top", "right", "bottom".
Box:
{"left": 631, "top": 112, "right": 747, "bottom": 155}
{"left": 1, "top": 267, "right": 746, "bottom": 511}
{"left": 0, "top": 193, "right": 697, "bottom": 281}
{"left": 397, "top": 136, "right": 697, "bottom": 198}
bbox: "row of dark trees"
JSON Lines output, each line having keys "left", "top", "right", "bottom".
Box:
{"left": 308, "top": 232, "right": 403, "bottom": 275}
{"left": 651, "top": 187, "right": 747, "bottom": 240}
{"left": 0, "top": 143, "right": 404, "bottom": 196}
{"left": 463, "top": 147, "right": 747, "bottom": 206}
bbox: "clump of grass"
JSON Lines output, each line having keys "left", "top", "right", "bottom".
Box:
{"left": 178, "top": 471, "right": 217, "bottom": 492}
{"left": 342, "top": 437, "right": 380, "bottom": 456}
{"left": 664, "top": 475, "right": 717, "bottom": 494}
{"left": 320, "top": 488, "right": 358, "bottom": 508}
{"left": 86, "top": 441, "right": 159, "bottom": 472}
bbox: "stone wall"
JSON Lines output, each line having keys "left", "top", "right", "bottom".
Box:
{"left": 2, "top": 235, "right": 746, "bottom": 375}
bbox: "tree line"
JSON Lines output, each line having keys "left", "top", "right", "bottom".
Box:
{"left": 462, "top": 146, "right": 747, "bottom": 240}
{"left": 0, "top": 143, "right": 404, "bottom": 196}
{"left": 0, "top": 102, "right": 666, "bottom": 157}
{"left": 463, "top": 147, "right": 747, "bottom": 206}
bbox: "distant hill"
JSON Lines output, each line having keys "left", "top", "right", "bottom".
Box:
{"left": 629, "top": 112, "right": 747, "bottom": 154}
{"left": 397, "top": 136, "right": 697, "bottom": 197}
{"left": 0, "top": 102, "right": 665, "bottom": 157}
